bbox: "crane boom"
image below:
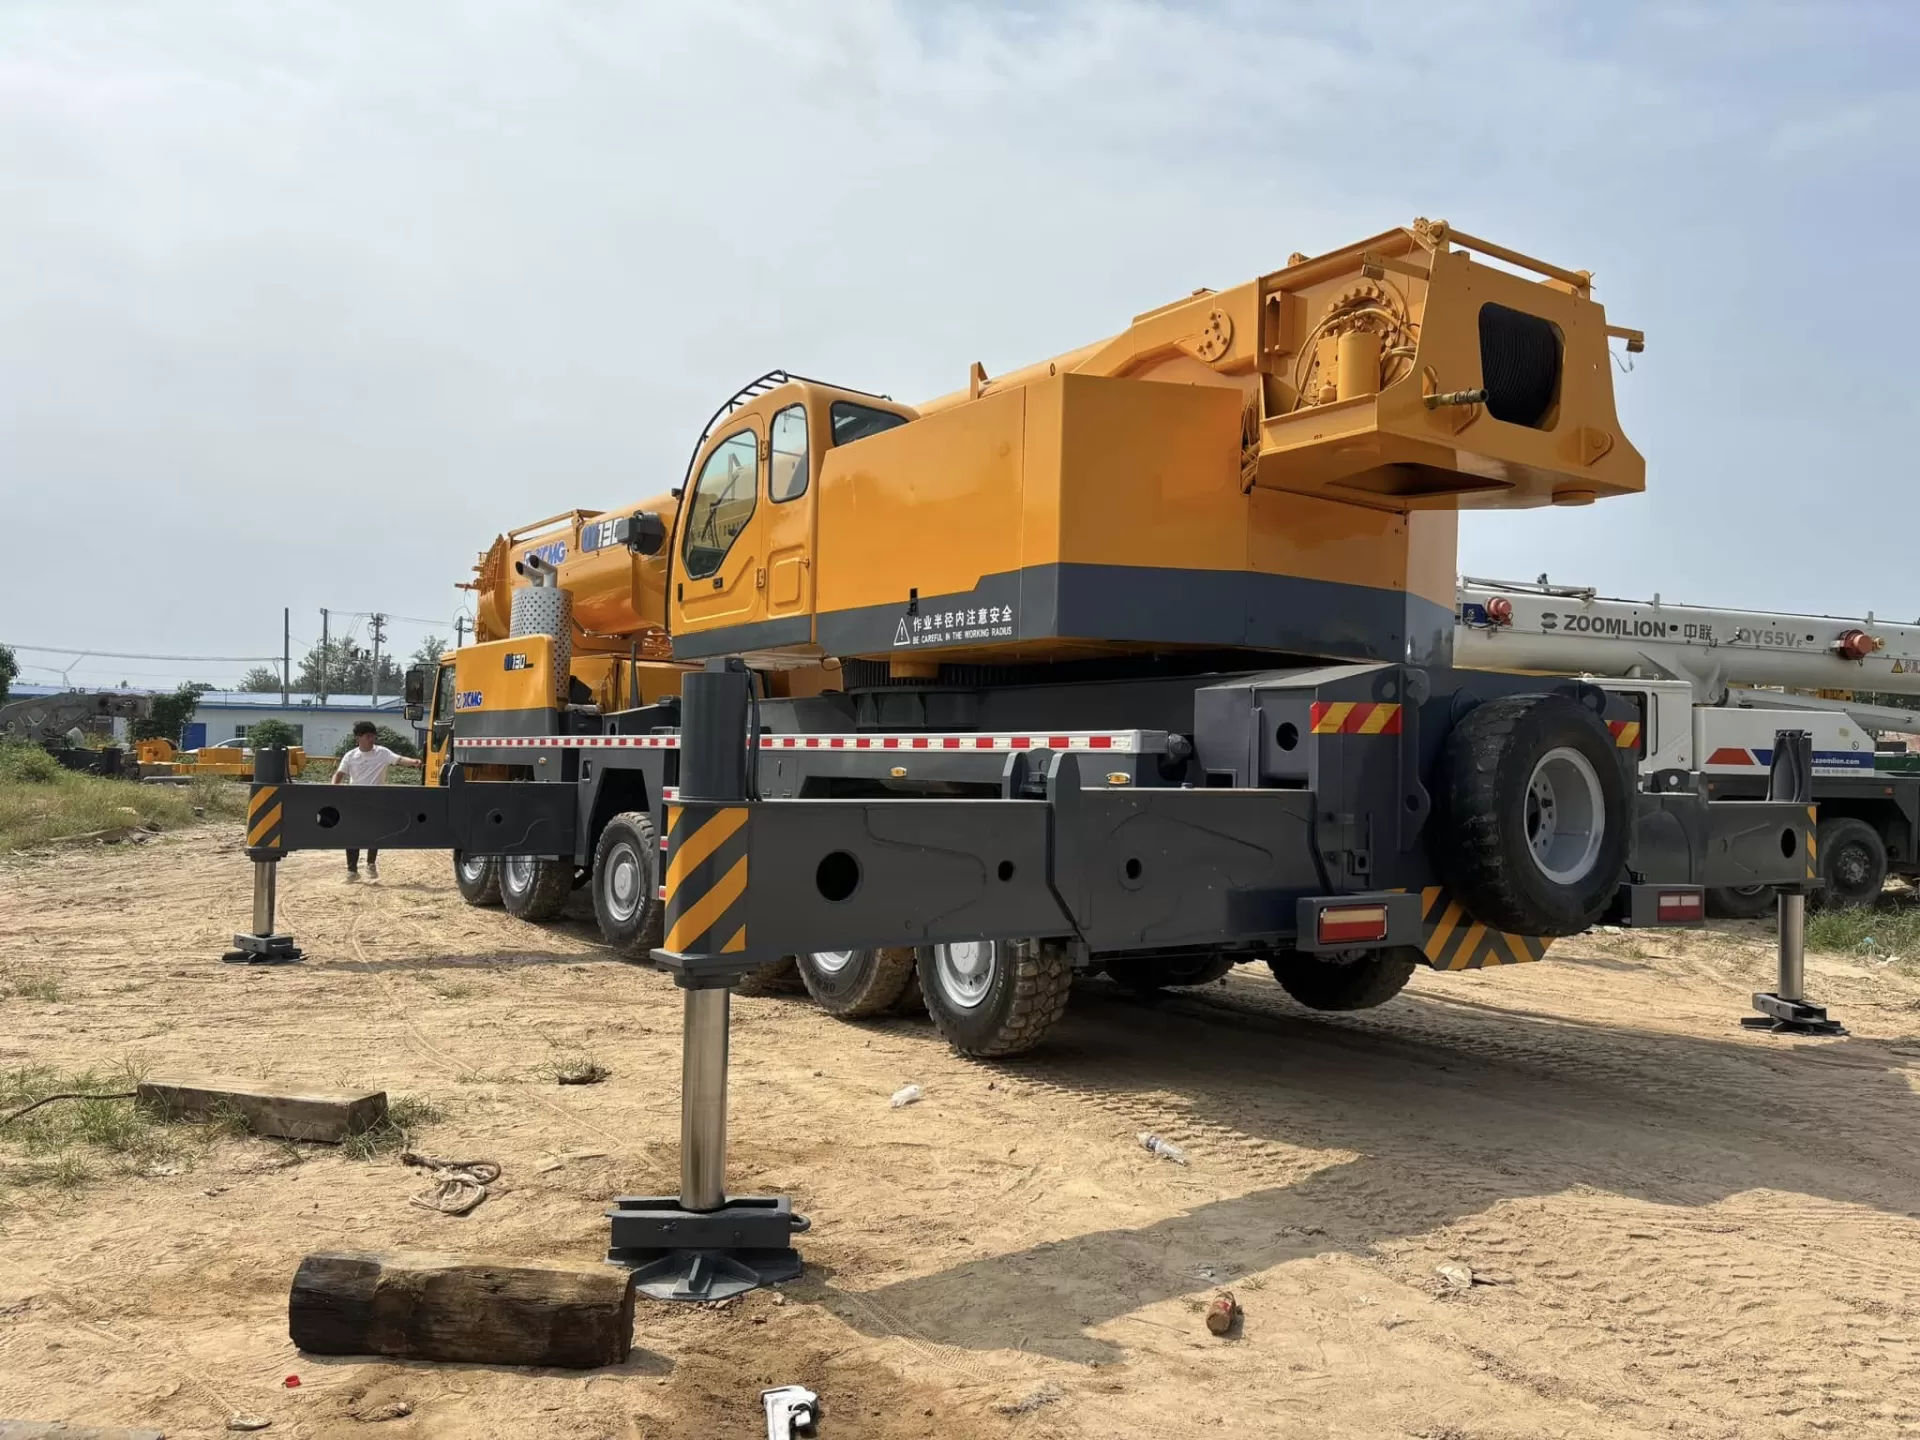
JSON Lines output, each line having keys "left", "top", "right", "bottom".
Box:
{"left": 1456, "top": 577, "right": 1920, "bottom": 727}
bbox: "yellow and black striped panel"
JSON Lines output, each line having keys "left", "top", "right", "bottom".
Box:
{"left": 1806, "top": 804, "right": 1819, "bottom": 882}
{"left": 245, "top": 784, "right": 284, "bottom": 852}
{"left": 660, "top": 802, "right": 751, "bottom": 956}
{"left": 1416, "top": 886, "right": 1550, "bottom": 970}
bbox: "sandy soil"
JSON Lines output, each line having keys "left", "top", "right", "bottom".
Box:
{"left": 3, "top": 827, "right": 1920, "bottom": 1439}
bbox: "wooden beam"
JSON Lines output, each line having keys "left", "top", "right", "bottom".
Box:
{"left": 289, "top": 1252, "right": 634, "bottom": 1369}
{"left": 136, "top": 1079, "right": 386, "bottom": 1143}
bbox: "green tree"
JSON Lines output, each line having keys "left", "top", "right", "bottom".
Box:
{"left": 248, "top": 718, "right": 301, "bottom": 750}
{"left": 411, "top": 635, "right": 447, "bottom": 668}
{"left": 296, "top": 639, "right": 402, "bottom": 697}
{"left": 0, "top": 644, "right": 16, "bottom": 706}
{"left": 238, "top": 665, "right": 283, "bottom": 693}
{"left": 133, "top": 684, "right": 207, "bottom": 744}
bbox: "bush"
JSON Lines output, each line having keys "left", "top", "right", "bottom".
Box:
{"left": 132, "top": 685, "right": 205, "bottom": 744}
{"left": 0, "top": 741, "right": 61, "bottom": 785}
{"left": 248, "top": 719, "right": 301, "bottom": 751}
{"left": 333, "top": 726, "right": 418, "bottom": 759}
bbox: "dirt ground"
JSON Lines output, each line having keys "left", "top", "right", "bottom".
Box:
{"left": 3, "top": 828, "right": 1920, "bottom": 1439}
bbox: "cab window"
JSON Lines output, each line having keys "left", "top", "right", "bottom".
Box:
{"left": 682, "top": 429, "right": 759, "bottom": 579}
{"left": 769, "top": 404, "right": 809, "bottom": 502}
{"left": 432, "top": 660, "right": 457, "bottom": 729}
{"left": 830, "top": 401, "right": 909, "bottom": 446}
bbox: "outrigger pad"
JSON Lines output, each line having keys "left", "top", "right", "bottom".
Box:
{"left": 221, "top": 932, "right": 304, "bottom": 965}
{"left": 1742, "top": 991, "right": 1846, "bottom": 1036}
{"left": 606, "top": 1195, "right": 808, "bottom": 1301}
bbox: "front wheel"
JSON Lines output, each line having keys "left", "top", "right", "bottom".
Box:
{"left": 591, "top": 812, "right": 661, "bottom": 957}
{"left": 1268, "top": 948, "right": 1419, "bottom": 1011}
{"left": 917, "top": 939, "right": 1072, "bottom": 1058}
{"left": 499, "top": 853, "right": 573, "bottom": 921}
{"left": 1815, "top": 817, "right": 1888, "bottom": 909}
{"left": 452, "top": 852, "right": 501, "bottom": 907}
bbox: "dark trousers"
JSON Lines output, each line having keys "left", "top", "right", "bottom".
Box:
{"left": 346, "top": 849, "right": 379, "bottom": 871}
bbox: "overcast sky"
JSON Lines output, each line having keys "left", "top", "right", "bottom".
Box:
{"left": 2, "top": 1, "right": 1914, "bottom": 688}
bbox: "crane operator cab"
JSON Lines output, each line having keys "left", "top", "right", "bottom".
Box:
{"left": 667, "top": 373, "right": 912, "bottom": 663}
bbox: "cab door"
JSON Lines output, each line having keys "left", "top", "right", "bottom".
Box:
{"left": 764, "top": 401, "right": 815, "bottom": 621}
{"left": 426, "top": 657, "right": 457, "bottom": 785}
{"left": 673, "top": 422, "right": 766, "bottom": 637}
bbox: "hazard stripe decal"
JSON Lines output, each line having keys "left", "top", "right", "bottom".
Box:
{"left": 453, "top": 729, "right": 1165, "bottom": 754}
{"left": 245, "top": 785, "right": 283, "bottom": 851}
{"left": 1413, "top": 887, "right": 1550, "bottom": 969}
{"left": 658, "top": 803, "right": 751, "bottom": 957}
{"left": 1309, "top": 702, "right": 1403, "bottom": 736}
{"left": 1607, "top": 720, "right": 1641, "bottom": 748}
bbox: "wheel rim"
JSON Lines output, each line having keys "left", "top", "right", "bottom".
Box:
{"left": 810, "top": 949, "right": 858, "bottom": 976}
{"left": 1833, "top": 842, "right": 1873, "bottom": 891}
{"left": 932, "top": 940, "right": 998, "bottom": 1010}
{"left": 602, "top": 841, "right": 642, "bottom": 923}
{"left": 458, "top": 854, "right": 489, "bottom": 884}
{"left": 1524, "top": 746, "right": 1605, "bottom": 886}
{"left": 501, "top": 854, "right": 535, "bottom": 895}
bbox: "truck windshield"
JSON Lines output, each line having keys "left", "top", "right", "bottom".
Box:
{"left": 830, "top": 401, "right": 908, "bottom": 446}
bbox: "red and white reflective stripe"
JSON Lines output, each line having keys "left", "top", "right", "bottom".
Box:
{"left": 452, "top": 729, "right": 1162, "bottom": 754}
{"left": 452, "top": 734, "right": 679, "bottom": 750}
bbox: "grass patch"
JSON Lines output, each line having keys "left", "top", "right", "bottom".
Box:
{"left": 0, "top": 963, "right": 63, "bottom": 1002}
{"left": 534, "top": 1052, "right": 610, "bottom": 1086}
{"left": 341, "top": 1094, "right": 446, "bottom": 1162}
{"left": 0, "top": 741, "right": 246, "bottom": 851}
{"left": 1806, "top": 900, "right": 1920, "bottom": 969}
{"left": 0, "top": 1063, "right": 186, "bottom": 1194}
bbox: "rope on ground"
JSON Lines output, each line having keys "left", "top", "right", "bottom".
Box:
{"left": 401, "top": 1150, "right": 502, "bottom": 1215}
{"left": 0, "top": 1091, "right": 138, "bottom": 1127}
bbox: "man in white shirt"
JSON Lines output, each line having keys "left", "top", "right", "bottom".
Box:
{"left": 331, "top": 721, "right": 422, "bottom": 880}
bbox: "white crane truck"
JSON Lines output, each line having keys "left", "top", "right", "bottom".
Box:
{"left": 1458, "top": 577, "right": 1920, "bottom": 912}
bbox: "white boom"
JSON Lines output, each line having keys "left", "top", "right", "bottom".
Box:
{"left": 1456, "top": 577, "right": 1920, "bottom": 734}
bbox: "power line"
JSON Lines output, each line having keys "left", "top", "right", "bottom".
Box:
{"left": 1, "top": 642, "right": 280, "bottom": 662}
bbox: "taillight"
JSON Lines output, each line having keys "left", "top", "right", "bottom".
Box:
{"left": 1656, "top": 890, "right": 1705, "bottom": 922}
{"left": 1318, "top": 904, "right": 1390, "bottom": 945}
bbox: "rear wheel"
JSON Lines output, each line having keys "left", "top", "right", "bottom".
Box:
{"left": 453, "top": 852, "right": 501, "bottom": 906}
{"left": 1268, "top": 948, "right": 1419, "bottom": 1011}
{"left": 1104, "top": 955, "right": 1235, "bottom": 994}
{"left": 917, "top": 939, "right": 1072, "bottom": 1058}
{"left": 1437, "top": 693, "right": 1629, "bottom": 935}
{"left": 591, "top": 812, "right": 661, "bottom": 957}
{"left": 1707, "top": 884, "right": 1776, "bottom": 920}
{"left": 796, "top": 947, "right": 919, "bottom": 1018}
{"left": 499, "top": 853, "right": 573, "bottom": 921}
{"left": 1815, "top": 817, "right": 1888, "bottom": 909}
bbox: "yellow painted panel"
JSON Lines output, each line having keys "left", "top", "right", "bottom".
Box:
{"left": 816, "top": 387, "right": 1027, "bottom": 612}
{"left": 455, "top": 636, "right": 557, "bottom": 714}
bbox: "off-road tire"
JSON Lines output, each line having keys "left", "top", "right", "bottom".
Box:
{"left": 797, "top": 947, "right": 920, "bottom": 1018}
{"left": 590, "top": 812, "right": 662, "bottom": 957}
{"left": 1104, "top": 955, "right": 1236, "bottom": 994}
{"left": 1437, "top": 693, "right": 1629, "bottom": 935}
{"left": 917, "top": 939, "right": 1072, "bottom": 1058}
{"left": 1815, "top": 817, "right": 1888, "bottom": 910}
{"left": 735, "top": 957, "right": 806, "bottom": 997}
{"left": 1707, "top": 884, "right": 1777, "bottom": 920}
{"left": 499, "top": 853, "right": 574, "bottom": 921}
{"left": 452, "top": 852, "right": 502, "bottom": 907}
{"left": 1269, "top": 948, "right": 1419, "bottom": 1011}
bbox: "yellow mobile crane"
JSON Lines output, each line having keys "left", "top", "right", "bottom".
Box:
{"left": 256, "top": 218, "right": 1810, "bottom": 1058}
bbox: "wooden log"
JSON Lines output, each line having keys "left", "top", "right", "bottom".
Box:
{"left": 289, "top": 1251, "right": 633, "bottom": 1369}
{"left": 136, "top": 1079, "right": 386, "bottom": 1143}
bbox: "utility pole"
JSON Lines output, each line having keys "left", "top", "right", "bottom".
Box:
{"left": 454, "top": 614, "right": 469, "bottom": 649}
{"left": 369, "top": 613, "right": 387, "bottom": 706}
{"left": 319, "top": 608, "right": 329, "bottom": 705}
{"left": 281, "top": 608, "right": 291, "bottom": 706}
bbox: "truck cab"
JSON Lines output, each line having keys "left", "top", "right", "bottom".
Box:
{"left": 666, "top": 374, "right": 913, "bottom": 661}
{"left": 404, "top": 657, "right": 459, "bottom": 786}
